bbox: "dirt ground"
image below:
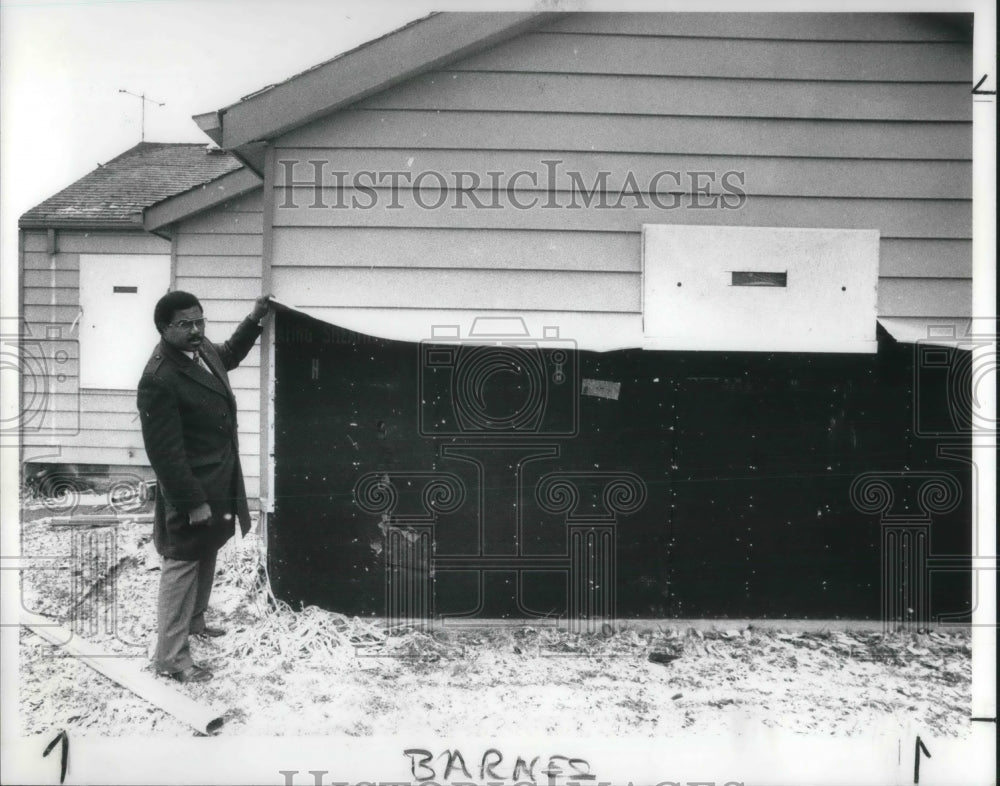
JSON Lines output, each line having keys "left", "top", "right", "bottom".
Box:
{"left": 17, "top": 494, "right": 972, "bottom": 740}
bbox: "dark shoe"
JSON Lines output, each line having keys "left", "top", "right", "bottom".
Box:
{"left": 648, "top": 651, "right": 681, "bottom": 666}
{"left": 192, "top": 625, "right": 227, "bottom": 638}
{"left": 162, "top": 664, "right": 213, "bottom": 683}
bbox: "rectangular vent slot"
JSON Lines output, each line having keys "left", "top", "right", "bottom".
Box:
{"left": 731, "top": 271, "right": 787, "bottom": 287}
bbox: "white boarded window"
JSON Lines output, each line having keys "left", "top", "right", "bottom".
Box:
{"left": 642, "top": 225, "right": 879, "bottom": 354}
{"left": 79, "top": 255, "right": 170, "bottom": 389}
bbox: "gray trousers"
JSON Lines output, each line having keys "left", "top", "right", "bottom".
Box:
{"left": 153, "top": 551, "right": 217, "bottom": 673}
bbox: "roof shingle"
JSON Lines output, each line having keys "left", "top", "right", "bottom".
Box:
{"left": 19, "top": 142, "right": 243, "bottom": 229}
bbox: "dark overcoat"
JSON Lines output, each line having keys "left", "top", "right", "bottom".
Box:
{"left": 137, "top": 317, "right": 262, "bottom": 560}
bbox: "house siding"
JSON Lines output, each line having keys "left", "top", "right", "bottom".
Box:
{"left": 20, "top": 229, "right": 171, "bottom": 468}
{"left": 170, "top": 190, "right": 264, "bottom": 499}
{"left": 252, "top": 12, "right": 975, "bottom": 620}
{"left": 269, "top": 12, "right": 971, "bottom": 336}
{"left": 21, "top": 198, "right": 265, "bottom": 503}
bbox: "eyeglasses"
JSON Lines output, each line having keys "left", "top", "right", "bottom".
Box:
{"left": 167, "top": 317, "right": 207, "bottom": 330}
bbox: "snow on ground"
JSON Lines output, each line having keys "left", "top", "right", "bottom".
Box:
{"left": 17, "top": 499, "right": 971, "bottom": 739}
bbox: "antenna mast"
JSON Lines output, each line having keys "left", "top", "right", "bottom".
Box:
{"left": 118, "top": 89, "right": 165, "bottom": 142}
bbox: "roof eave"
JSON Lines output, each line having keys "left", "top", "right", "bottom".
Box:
{"left": 193, "top": 111, "right": 224, "bottom": 145}
{"left": 216, "top": 11, "right": 560, "bottom": 150}
{"left": 18, "top": 216, "right": 147, "bottom": 231}
{"left": 143, "top": 167, "right": 263, "bottom": 233}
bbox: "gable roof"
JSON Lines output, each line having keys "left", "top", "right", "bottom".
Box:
{"left": 195, "top": 12, "right": 558, "bottom": 172}
{"left": 19, "top": 142, "right": 243, "bottom": 230}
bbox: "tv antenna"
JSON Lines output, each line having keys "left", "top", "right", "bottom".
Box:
{"left": 118, "top": 89, "right": 165, "bottom": 141}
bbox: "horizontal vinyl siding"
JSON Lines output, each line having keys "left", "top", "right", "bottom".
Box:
{"left": 23, "top": 444, "right": 261, "bottom": 486}
{"left": 40, "top": 388, "right": 259, "bottom": 415}
{"left": 274, "top": 192, "right": 968, "bottom": 238}
{"left": 273, "top": 229, "right": 969, "bottom": 279}
{"left": 280, "top": 111, "right": 971, "bottom": 160}
{"left": 175, "top": 255, "right": 261, "bottom": 278}
{"left": 541, "top": 13, "right": 972, "bottom": 41}
{"left": 31, "top": 423, "right": 245, "bottom": 452}
{"left": 175, "top": 234, "right": 263, "bottom": 256}
{"left": 271, "top": 13, "right": 972, "bottom": 326}
{"left": 22, "top": 304, "right": 87, "bottom": 325}
{"left": 273, "top": 228, "right": 640, "bottom": 271}
{"left": 452, "top": 33, "right": 971, "bottom": 81}
{"left": 358, "top": 72, "right": 969, "bottom": 121}
{"left": 276, "top": 149, "right": 972, "bottom": 199}
{"left": 23, "top": 287, "right": 78, "bottom": 306}
{"left": 22, "top": 231, "right": 168, "bottom": 255}
{"left": 20, "top": 231, "right": 170, "bottom": 467}
{"left": 23, "top": 269, "right": 78, "bottom": 288}
{"left": 272, "top": 267, "right": 637, "bottom": 311}
{"left": 174, "top": 207, "right": 264, "bottom": 236}
{"left": 879, "top": 239, "right": 971, "bottom": 278}
{"left": 48, "top": 428, "right": 262, "bottom": 455}
{"left": 25, "top": 445, "right": 154, "bottom": 467}
{"left": 172, "top": 190, "right": 264, "bottom": 500}
{"left": 877, "top": 278, "right": 972, "bottom": 317}
{"left": 185, "top": 277, "right": 263, "bottom": 301}
{"left": 24, "top": 402, "right": 258, "bottom": 433}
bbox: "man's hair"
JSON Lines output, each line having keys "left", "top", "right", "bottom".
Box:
{"left": 154, "top": 290, "right": 202, "bottom": 333}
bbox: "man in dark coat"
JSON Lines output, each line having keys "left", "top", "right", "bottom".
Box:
{"left": 137, "top": 290, "right": 271, "bottom": 682}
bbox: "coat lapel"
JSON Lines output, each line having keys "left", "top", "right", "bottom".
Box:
{"left": 159, "top": 340, "right": 230, "bottom": 399}
{"left": 199, "top": 342, "right": 236, "bottom": 403}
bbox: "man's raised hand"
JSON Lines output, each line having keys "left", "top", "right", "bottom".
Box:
{"left": 250, "top": 294, "right": 273, "bottom": 323}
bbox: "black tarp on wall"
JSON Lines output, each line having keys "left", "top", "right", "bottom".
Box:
{"left": 269, "top": 309, "right": 972, "bottom": 621}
